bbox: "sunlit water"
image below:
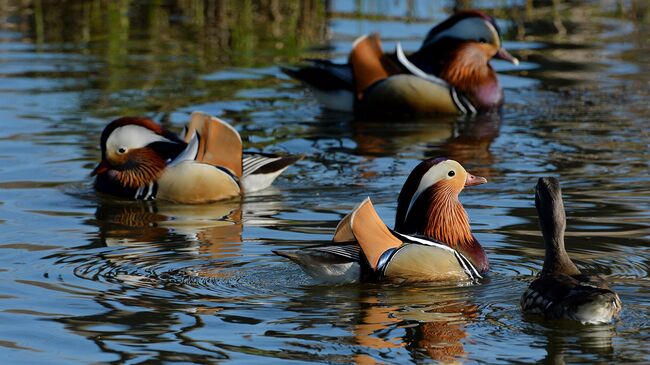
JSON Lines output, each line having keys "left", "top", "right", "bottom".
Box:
{"left": 0, "top": 1, "right": 649, "bottom": 363}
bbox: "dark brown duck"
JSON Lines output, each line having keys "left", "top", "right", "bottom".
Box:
{"left": 521, "top": 177, "right": 622, "bottom": 324}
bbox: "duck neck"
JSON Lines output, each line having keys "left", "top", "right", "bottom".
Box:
{"left": 541, "top": 228, "right": 580, "bottom": 276}
{"left": 439, "top": 45, "right": 501, "bottom": 109}
{"left": 422, "top": 186, "right": 473, "bottom": 247}
{"left": 404, "top": 184, "right": 488, "bottom": 273}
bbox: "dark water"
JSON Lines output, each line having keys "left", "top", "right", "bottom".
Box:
{"left": 0, "top": 1, "right": 649, "bottom": 363}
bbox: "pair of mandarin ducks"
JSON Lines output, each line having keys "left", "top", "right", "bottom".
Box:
{"left": 91, "top": 11, "right": 620, "bottom": 324}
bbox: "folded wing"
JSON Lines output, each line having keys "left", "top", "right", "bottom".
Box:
{"left": 338, "top": 197, "right": 402, "bottom": 269}
{"left": 348, "top": 34, "right": 400, "bottom": 98}
{"left": 184, "top": 111, "right": 243, "bottom": 178}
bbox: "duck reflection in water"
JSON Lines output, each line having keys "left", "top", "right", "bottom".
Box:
{"left": 528, "top": 321, "right": 616, "bottom": 365}
{"left": 94, "top": 198, "right": 241, "bottom": 245}
{"left": 89, "top": 191, "right": 287, "bottom": 279}
{"left": 440, "top": 112, "right": 501, "bottom": 165}
{"left": 314, "top": 111, "right": 500, "bottom": 180}
{"left": 355, "top": 299, "right": 477, "bottom": 364}
{"left": 89, "top": 198, "right": 241, "bottom": 277}
{"left": 288, "top": 285, "right": 477, "bottom": 364}
{"left": 436, "top": 112, "right": 501, "bottom": 181}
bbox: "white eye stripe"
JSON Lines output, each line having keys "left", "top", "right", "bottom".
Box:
{"left": 424, "top": 18, "right": 500, "bottom": 48}
{"left": 404, "top": 160, "right": 465, "bottom": 219}
{"left": 106, "top": 125, "right": 173, "bottom": 153}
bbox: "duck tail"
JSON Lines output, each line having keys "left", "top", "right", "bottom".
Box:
{"left": 241, "top": 153, "right": 303, "bottom": 193}
{"left": 281, "top": 63, "right": 353, "bottom": 91}
{"left": 273, "top": 249, "right": 300, "bottom": 262}
{"left": 282, "top": 62, "right": 356, "bottom": 112}
{"left": 567, "top": 289, "right": 622, "bottom": 324}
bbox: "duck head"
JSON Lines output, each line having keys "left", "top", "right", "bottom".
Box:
{"left": 410, "top": 11, "right": 518, "bottom": 107}
{"left": 394, "top": 157, "right": 487, "bottom": 271}
{"left": 535, "top": 177, "right": 580, "bottom": 276}
{"left": 91, "top": 117, "right": 186, "bottom": 189}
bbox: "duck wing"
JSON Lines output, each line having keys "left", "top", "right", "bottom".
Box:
{"left": 156, "top": 131, "right": 240, "bottom": 203}
{"left": 521, "top": 273, "right": 621, "bottom": 323}
{"left": 337, "top": 197, "right": 403, "bottom": 269}
{"left": 182, "top": 111, "right": 243, "bottom": 178}
{"left": 154, "top": 112, "right": 243, "bottom": 202}
{"left": 275, "top": 242, "right": 362, "bottom": 264}
{"left": 272, "top": 198, "right": 396, "bottom": 283}
{"left": 348, "top": 34, "right": 401, "bottom": 98}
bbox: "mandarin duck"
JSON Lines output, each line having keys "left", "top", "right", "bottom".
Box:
{"left": 92, "top": 112, "right": 301, "bottom": 203}
{"left": 520, "top": 177, "right": 622, "bottom": 324}
{"left": 283, "top": 10, "right": 518, "bottom": 116}
{"left": 275, "top": 157, "right": 488, "bottom": 283}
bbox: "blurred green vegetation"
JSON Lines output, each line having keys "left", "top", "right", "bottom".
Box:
{"left": 0, "top": 0, "right": 327, "bottom": 116}
{"left": 4, "top": 0, "right": 327, "bottom": 61}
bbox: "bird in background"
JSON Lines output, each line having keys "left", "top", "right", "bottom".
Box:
{"left": 283, "top": 10, "right": 518, "bottom": 116}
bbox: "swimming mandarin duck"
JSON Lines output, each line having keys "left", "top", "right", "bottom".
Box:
{"left": 520, "top": 177, "right": 622, "bottom": 324}
{"left": 283, "top": 10, "right": 518, "bottom": 116}
{"left": 92, "top": 112, "right": 301, "bottom": 203}
{"left": 275, "top": 157, "right": 488, "bottom": 283}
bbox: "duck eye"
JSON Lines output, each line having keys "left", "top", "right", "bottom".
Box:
{"left": 479, "top": 38, "right": 487, "bottom": 43}
{"left": 448, "top": 170, "right": 455, "bottom": 177}
{"left": 117, "top": 147, "right": 127, "bottom": 154}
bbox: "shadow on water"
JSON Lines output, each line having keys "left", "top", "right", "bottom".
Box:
{"left": 521, "top": 320, "right": 618, "bottom": 365}
{"left": 0, "top": 0, "right": 649, "bottom": 363}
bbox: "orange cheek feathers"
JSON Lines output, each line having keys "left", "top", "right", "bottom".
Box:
{"left": 440, "top": 174, "right": 466, "bottom": 195}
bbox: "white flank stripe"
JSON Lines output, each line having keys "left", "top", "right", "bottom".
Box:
{"left": 144, "top": 182, "right": 155, "bottom": 200}
{"left": 168, "top": 132, "right": 199, "bottom": 167}
{"left": 392, "top": 232, "right": 455, "bottom": 253}
{"left": 450, "top": 88, "right": 467, "bottom": 114}
{"left": 457, "top": 251, "right": 482, "bottom": 279}
{"left": 395, "top": 42, "right": 448, "bottom": 86}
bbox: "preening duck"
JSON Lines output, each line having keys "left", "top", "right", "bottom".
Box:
{"left": 274, "top": 157, "right": 488, "bottom": 283}
{"left": 520, "top": 177, "right": 622, "bottom": 324}
{"left": 283, "top": 10, "right": 518, "bottom": 116}
{"left": 92, "top": 112, "right": 302, "bottom": 203}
